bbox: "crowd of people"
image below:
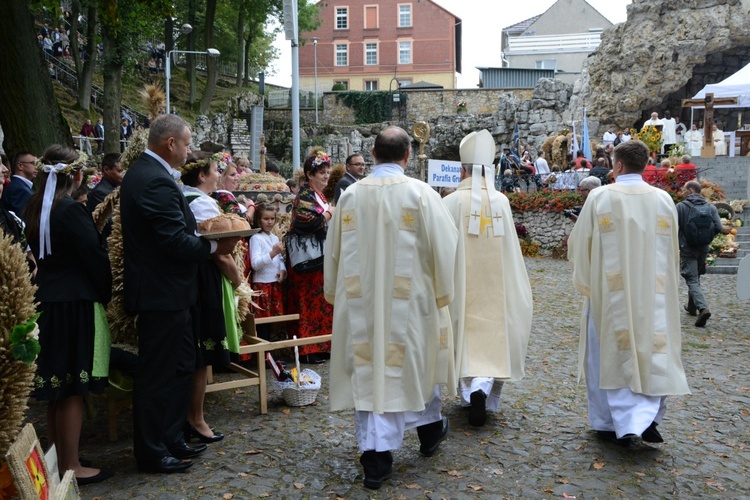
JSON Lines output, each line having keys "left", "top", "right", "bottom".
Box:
{"left": 1, "top": 118, "right": 721, "bottom": 491}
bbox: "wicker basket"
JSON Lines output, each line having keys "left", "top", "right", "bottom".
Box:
{"left": 278, "top": 369, "right": 321, "bottom": 406}
{"left": 275, "top": 339, "right": 322, "bottom": 406}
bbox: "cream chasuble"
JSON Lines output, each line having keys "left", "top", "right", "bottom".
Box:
{"left": 324, "top": 174, "right": 458, "bottom": 413}
{"left": 568, "top": 181, "right": 690, "bottom": 397}
{"left": 443, "top": 176, "right": 532, "bottom": 381}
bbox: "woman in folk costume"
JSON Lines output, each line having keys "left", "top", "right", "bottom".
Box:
{"left": 212, "top": 155, "right": 256, "bottom": 222}
{"left": 442, "top": 130, "right": 533, "bottom": 427}
{"left": 179, "top": 152, "right": 245, "bottom": 443}
{"left": 25, "top": 146, "right": 113, "bottom": 485}
{"left": 285, "top": 150, "right": 334, "bottom": 364}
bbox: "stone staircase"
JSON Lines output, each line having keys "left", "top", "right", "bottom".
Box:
{"left": 707, "top": 224, "right": 750, "bottom": 274}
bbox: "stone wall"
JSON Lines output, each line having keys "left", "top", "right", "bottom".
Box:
{"left": 695, "top": 157, "right": 750, "bottom": 201}
{"left": 514, "top": 211, "right": 575, "bottom": 248}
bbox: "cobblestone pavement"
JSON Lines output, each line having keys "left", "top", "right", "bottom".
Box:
{"left": 24, "top": 258, "right": 750, "bottom": 499}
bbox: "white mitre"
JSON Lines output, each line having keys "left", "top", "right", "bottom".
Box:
{"left": 459, "top": 130, "right": 504, "bottom": 237}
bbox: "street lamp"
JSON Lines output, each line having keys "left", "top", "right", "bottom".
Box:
{"left": 165, "top": 48, "right": 220, "bottom": 114}
{"left": 312, "top": 37, "right": 319, "bottom": 124}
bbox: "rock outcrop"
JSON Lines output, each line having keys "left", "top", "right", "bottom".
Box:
{"left": 572, "top": 0, "right": 750, "bottom": 134}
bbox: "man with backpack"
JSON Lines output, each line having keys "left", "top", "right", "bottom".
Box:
{"left": 676, "top": 181, "right": 729, "bottom": 327}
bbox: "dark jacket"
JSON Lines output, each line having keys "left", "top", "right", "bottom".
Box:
{"left": 1, "top": 176, "right": 33, "bottom": 218}
{"left": 676, "top": 193, "right": 722, "bottom": 254}
{"left": 29, "top": 197, "right": 111, "bottom": 303}
{"left": 334, "top": 172, "right": 358, "bottom": 204}
{"left": 120, "top": 152, "right": 211, "bottom": 311}
{"left": 87, "top": 177, "right": 116, "bottom": 213}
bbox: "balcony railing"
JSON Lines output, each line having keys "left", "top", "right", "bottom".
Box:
{"left": 507, "top": 32, "right": 602, "bottom": 55}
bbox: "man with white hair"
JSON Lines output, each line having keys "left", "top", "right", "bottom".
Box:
{"left": 643, "top": 111, "right": 663, "bottom": 129}
{"left": 442, "top": 130, "right": 532, "bottom": 427}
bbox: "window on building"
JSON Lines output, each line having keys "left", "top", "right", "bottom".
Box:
{"left": 535, "top": 59, "right": 557, "bottom": 70}
{"left": 336, "top": 7, "right": 348, "bottom": 30}
{"left": 365, "top": 43, "right": 378, "bottom": 65}
{"left": 364, "top": 5, "right": 378, "bottom": 29}
{"left": 398, "top": 79, "right": 412, "bottom": 87}
{"left": 398, "top": 41, "right": 412, "bottom": 64}
{"left": 364, "top": 80, "right": 379, "bottom": 91}
{"left": 333, "top": 80, "right": 349, "bottom": 90}
{"left": 335, "top": 44, "right": 348, "bottom": 66}
{"left": 398, "top": 4, "right": 412, "bottom": 27}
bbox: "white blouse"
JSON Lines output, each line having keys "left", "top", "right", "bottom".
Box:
{"left": 250, "top": 231, "right": 286, "bottom": 283}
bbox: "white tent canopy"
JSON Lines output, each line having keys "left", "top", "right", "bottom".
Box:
{"left": 692, "top": 62, "right": 750, "bottom": 108}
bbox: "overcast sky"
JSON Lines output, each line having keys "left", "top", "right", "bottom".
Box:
{"left": 266, "top": 0, "right": 631, "bottom": 89}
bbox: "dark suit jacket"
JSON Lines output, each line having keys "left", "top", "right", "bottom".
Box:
{"left": 1, "top": 176, "right": 33, "bottom": 218}
{"left": 120, "top": 152, "right": 211, "bottom": 312}
{"left": 334, "top": 172, "right": 358, "bottom": 204}
{"left": 87, "top": 177, "right": 116, "bottom": 213}
{"left": 29, "top": 197, "right": 111, "bottom": 303}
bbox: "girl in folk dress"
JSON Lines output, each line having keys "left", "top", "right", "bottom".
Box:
{"left": 250, "top": 203, "right": 287, "bottom": 339}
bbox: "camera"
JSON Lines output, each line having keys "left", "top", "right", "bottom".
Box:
{"left": 563, "top": 206, "right": 582, "bottom": 219}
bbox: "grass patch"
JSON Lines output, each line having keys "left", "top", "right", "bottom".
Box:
{"left": 684, "top": 340, "right": 710, "bottom": 349}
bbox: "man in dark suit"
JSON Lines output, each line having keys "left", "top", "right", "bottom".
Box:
{"left": 87, "top": 153, "right": 123, "bottom": 213}
{"left": 334, "top": 153, "right": 366, "bottom": 204}
{"left": 1, "top": 151, "right": 37, "bottom": 218}
{"left": 120, "top": 114, "right": 239, "bottom": 474}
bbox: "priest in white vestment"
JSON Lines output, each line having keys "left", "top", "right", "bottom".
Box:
{"left": 324, "top": 126, "right": 458, "bottom": 489}
{"left": 712, "top": 124, "right": 727, "bottom": 155}
{"left": 684, "top": 124, "right": 703, "bottom": 157}
{"left": 642, "top": 112, "right": 663, "bottom": 129}
{"left": 442, "top": 130, "right": 532, "bottom": 428}
{"left": 568, "top": 139, "right": 690, "bottom": 445}
{"left": 661, "top": 110, "right": 677, "bottom": 154}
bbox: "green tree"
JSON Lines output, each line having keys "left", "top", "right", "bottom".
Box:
{"left": 0, "top": 0, "right": 72, "bottom": 154}
{"left": 69, "top": 0, "right": 99, "bottom": 111}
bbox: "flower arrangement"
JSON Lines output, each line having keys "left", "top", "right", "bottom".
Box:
{"left": 176, "top": 152, "right": 224, "bottom": 175}
{"left": 9, "top": 314, "right": 40, "bottom": 366}
{"left": 86, "top": 174, "right": 102, "bottom": 190}
{"left": 311, "top": 151, "right": 331, "bottom": 171}
{"left": 514, "top": 223, "right": 540, "bottom": 256}
{"left": 699, "top": 179, "right": 726, "bottom": 201}
{"left": 216, "top": 152, "right": 233, "bottom": 174}
{"left": 667, "top": 143, "right": 685, "bottom": 158}
{"left": 456, "top": 100, "right": 467, "bottom": 113}
{"left": 631, "top": 126, "right": 662, "bottom": 154}
{"left": 507, "top": 190, "right": 583, "bottom": 213}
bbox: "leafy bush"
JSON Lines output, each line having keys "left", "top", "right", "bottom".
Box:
{"left": 335, "top": 91, "right": 394, "bottom": 124}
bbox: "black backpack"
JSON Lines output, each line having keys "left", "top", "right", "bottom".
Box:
{"left": 683, "top": 200, "right": 716, "bottom": 247}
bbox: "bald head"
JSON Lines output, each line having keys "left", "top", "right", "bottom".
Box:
{"left": 373, "top": 126, "right": 411, "bottom": 165}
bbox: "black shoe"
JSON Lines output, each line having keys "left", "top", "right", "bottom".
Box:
{"left": 168, "top": 442, "right": 207, "bottom": 460}
{"left": 417, "top": 416, "right": 450, "bottom": 457}
{"left": 468, "top": 390, "right": 487, "bottom": 427}
{"left": 301, "top": 354, "right": 326, "bottom": 364}
{"left": 595, "top": 430, "right": 632, "bottom": 447}
{"left": 76, "top": 468, "right": 114, "bottom": 485}
{"left": 185, "top": 423, "right": 225, "bottom": 443}
{"left": 359, "top": 450, "right": 393, "bottom": 490}
{"left": 641, "top": 422, "right": 664, "bottom": 443}
{"left": 695, "top": 309, "right": 711, "bottom": 327}
{"left": 683, "top": 304, "right": 697, "bottom": 316}
{"left": 137, "top": 456, "right": 193, "bottom": 474}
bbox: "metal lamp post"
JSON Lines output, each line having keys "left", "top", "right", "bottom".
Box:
{"left": 166, "top": 48, "right": 220, "bottom": 114}
{"left": 312, "top": 37, "right": 319, "bottom": 124}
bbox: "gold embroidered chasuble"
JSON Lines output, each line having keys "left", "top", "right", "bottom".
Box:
{"left": 442, "top": 177, "right": 532, "bottom": 381}
{"left": 568, "top": 183, "right": 690, "bottom": 396}
{"left": 324, "top": 175, "right": 459, "bottom": 413}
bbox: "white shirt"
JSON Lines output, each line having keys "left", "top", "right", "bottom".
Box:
{"left": 534, "top": 157, "right": 550, "bottom": 175}
{"left": 602, "top": 131, "right": 617, "bottom": 144}
{"left": 250, "top": 232, "right": 286, "bottom": 283}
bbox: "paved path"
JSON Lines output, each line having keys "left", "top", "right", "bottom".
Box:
{"left": 24, "top": 258, "right": 750, "bottom": 498}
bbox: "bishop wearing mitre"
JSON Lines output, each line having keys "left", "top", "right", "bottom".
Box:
{"left": 442, "top": 130, "right": 533, "bottom": 428}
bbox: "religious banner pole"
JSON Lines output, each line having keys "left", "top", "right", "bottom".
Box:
{"left": 682, "top": 92, "right": 738, "bottom": 158}
{"left": 411, "top": 121, "right": 431, "bottom": 182}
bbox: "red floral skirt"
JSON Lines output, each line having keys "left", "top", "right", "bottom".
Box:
{"left": 251, "top": 282, "right": 285, "bottom": 318}
{"left": 285, "top": 266, "right": 332, "bottom": 355}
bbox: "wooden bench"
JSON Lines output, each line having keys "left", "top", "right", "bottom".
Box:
{"left": 205, "top": 314, "right": 331, "bottom": 414}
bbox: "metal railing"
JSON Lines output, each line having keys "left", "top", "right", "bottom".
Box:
{"left": 507, "top": 32, "right": 603, "bottom": 54}
{"left": 267, "top": 88, "right": 323, "bottom": 109}
{"left": 44, "top": 52, "right": 147, "bottom": 125}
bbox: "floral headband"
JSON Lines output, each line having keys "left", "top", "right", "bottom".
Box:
{"left": 86, "top": 173, "right": 102, "bottom": 190}
{"left": 217, "top": 152, "right": 232, "bottom": 174}
{"left": 176, "top": 152, "right": 223, "bottom": 175}
{"left": 35, "top": 151, "right": 89, "bottom": 175}
{"left": 311, "top": 151, "right": 331, "bottom": 171}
